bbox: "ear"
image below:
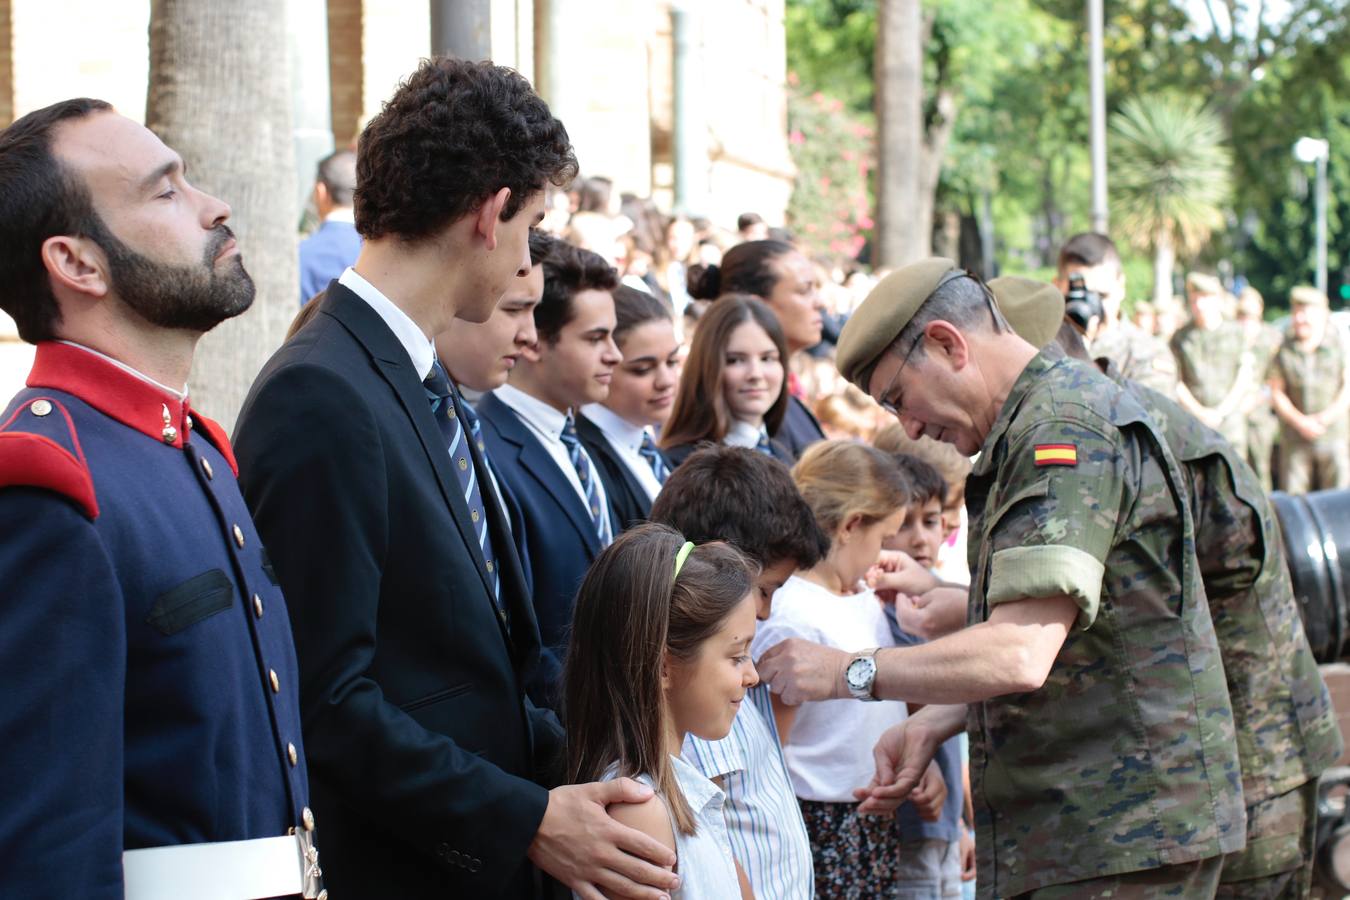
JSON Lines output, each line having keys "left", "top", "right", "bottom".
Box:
{"left": 924, "top": 320, "right": 971, "bottom": 369}
{"left": 839, "top": 511, "right": 866, "bottom": 543}
{"left": 41, "top": 235, "right": 110, "bottom": 300}
{"left": 660, "top": 650, "right": 674, "bottom": 692}
{"left": 314, "top": 182, "right": 330, "bottom": 208}
{"left": 475, "top": 187, "right": 512, "bottom": 251}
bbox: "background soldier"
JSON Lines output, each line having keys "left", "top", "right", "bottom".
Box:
{"left": 1235, "top": 286, "right": 1283, "bottom": 492}
{"left": 1172, "top": 272, "right": 1257, "bottom": 457}
{"left": 1270, "top": 285, "right": 1350, "bottom": 493}
{"left": 756, "top": 259, "right": 1244, "bottom": 899}
{"left": 991, "top": 276, "right": 1342, "bottom": 900}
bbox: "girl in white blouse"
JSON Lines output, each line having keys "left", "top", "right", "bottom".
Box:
{"left": 564, "top": 524, "right": 760, "bottom": 899}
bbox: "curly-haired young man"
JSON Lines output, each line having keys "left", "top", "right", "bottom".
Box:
{"left": 234, "top": 58, "right": 680, "bottom": 900}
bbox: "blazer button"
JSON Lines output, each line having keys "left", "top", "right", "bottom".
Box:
{"left": 269, "top": 669, "right": 280, "bottom": 693}
{"left": 287, "top": 742, "right": 298, "bottom": 766}
{"left": 449, "top": 850, "right": 463, "bottom": 865}
{"left": 301, "top": 806, "right": 316, "bottom": 831}
{"left": 233, "top": 524, "right": 246, "bottom": 548}
{"left": 436, "top": 842, "right": 449, "bottom": 858}
{"left": 469, "top": 857, "right": 482, "bottom": 873}
{"left": 253, "top": 594, "right": 263, "bottom": 619}
{"left": 201, "top": 457, "right": 214, "bottom": 480}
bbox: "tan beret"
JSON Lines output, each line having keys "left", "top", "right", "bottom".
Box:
{"left": 987, "top": 276, "right": 1064, "bottom": 349}
{"left": 837, "top": 257, "right": 958, "bottom": 392}
{"left": 1185, "top": 272, "right": 1223, "bottom": 297}
{"left": 1290, "top": 285, "right": 1329, "bottom": 308}
{"left": 1236, "top": 286, "right": 1264, "bottom": 316}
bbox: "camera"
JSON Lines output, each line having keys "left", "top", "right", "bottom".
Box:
{"left": 1064, "top": 274, "right": 1104, "bottom": 335}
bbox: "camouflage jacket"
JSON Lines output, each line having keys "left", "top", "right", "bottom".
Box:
{"left": 1171, "top": 321, "right": 1251, "bottom": 409}
{"left": 965, "top": 348, "right": 1245, "bottom": 898}
{"left": 1091, "top": 321, "right": 1178, "bottom": 395}
{"left": 1272, "top": 328, "right": 1350, "bottom": 438}
{"left": 1105, "top": 361, "right": 1341, "bottom": 803}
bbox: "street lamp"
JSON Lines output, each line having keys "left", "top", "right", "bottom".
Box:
{"left": 1294, "top": 136, "right": 1330, "bottom": 295}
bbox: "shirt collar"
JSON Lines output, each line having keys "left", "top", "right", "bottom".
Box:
{"left": 581, "top": 402, "right": 648, "bottom": 451}
{"left": 494, "top": 383, "right": 570, "bottom": 439}
{"left": 28, "top": 341, "right": 196, "bottom": 448}
{"left": 324, "top": 207, "right": 356, "bottom": 224}
{"left": 669, "top": 753, "right": 724, "bottom": 814}
{"left": 339, "top": 266, "right": 435, "bottom": 380}
{"left": 724, "top": 418, "right": 766, "bottom": 449}
{"left": 971, "top": 347, "right": 1062, "bottom": 478}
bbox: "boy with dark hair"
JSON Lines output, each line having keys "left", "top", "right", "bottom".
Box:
{"left": 234, "top": 57, "right": 677, "bottom": 899}
{"left": 476, "top": 239, "right": 624, "bottom": 706}
{"left": 649, "top": 445, "right": 828, "bottom": 900}
{"left": 883, "top": 453, "right": 971, "bottom": 900}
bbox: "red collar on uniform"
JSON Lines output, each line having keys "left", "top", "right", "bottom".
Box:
{"left": 26, "top": 341, "right": 238, "bottom": 475}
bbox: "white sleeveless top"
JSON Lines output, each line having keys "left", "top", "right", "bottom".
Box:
{"left": 578, "top": 754, "right": 741, "bottom": 899}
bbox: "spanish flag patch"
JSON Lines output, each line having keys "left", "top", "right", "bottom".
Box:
{"left": 1034, "top": 444, "right": 1078, "bottom": 466}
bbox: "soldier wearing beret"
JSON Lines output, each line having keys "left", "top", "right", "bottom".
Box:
{"left": 1235, "top": 286, "right": 1282, "bottom": 493}
{"left": 1171, "top": 272, "right": 1258, "bottom": 456}
{"left": 1270, "top": 285, "right": 1350, "bottom": 493}
{"left": 992, "top": 276, "right": 1342, "bottom": 899}
{"left": 757, "top": 259, "right": 1245, "bottom": 898}
{"left": 0, "top": 101, "right": 320, "bottom": 898}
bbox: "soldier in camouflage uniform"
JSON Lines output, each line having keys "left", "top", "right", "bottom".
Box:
{"left": 1270, "top": 285, "right": 1350, "bottom": 493}
{"left": 1236, "top": 287, "right": 1283, "bottom": 492}
{"left": 1172, "top": 273, "right": 1258, "bottom": 456}
{"left": 991, "top": 276, "right": 1342, "bottom": 899}
{"left": 756, "top": 259, "right": 1246, "bottom": 899}
{"left": 1054, "top": 232, "right": 1178, "bottom": 395}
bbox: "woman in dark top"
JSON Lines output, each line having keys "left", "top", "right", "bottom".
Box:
{"left": 687, "top": 240, "right": 829, "bottom": 456}
{"left": 660, "top": 295, "right": 794, "bottom": 469}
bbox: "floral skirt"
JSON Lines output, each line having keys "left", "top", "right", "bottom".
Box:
{"left": 800, "top": 798, "right": 903, "bottom": 899}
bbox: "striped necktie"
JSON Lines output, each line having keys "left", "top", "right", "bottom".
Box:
{"left": 755, "top": 430, "right": 774, "bottom": 457}
{"left": 638, "top": 430, "right": 671, "bottom": 484}
{"left": 560, "top": 414, "right": 613, "bottom": 547}
{"left": 423, "top": 360, "right": 506, "bottom": 624}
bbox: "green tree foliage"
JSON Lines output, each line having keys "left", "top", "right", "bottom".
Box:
{"left": 1110, "top": 95, "right": 1233, "bottom": 303}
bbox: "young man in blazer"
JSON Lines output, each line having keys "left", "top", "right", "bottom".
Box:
{"left": 476, "top": 240, "right": 623, "bottom": 708}
{"left": 233, "top": 58, "right": 677, "bottom": 900}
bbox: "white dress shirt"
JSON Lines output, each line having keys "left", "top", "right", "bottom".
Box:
{"left": 724, "top": 418, "right": 769, "bottom": 450}
{"left": 339, "top": 267, "right": 434, "bottom": 379}
{"left": 580, "top": 403, "right": 663, "bottom": 502}
{"left": 492, "top": 384, "right": 613, "bottom": 533}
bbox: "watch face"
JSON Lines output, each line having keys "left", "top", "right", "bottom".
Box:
{"left": 847, "top": 656, "right": 876, "bottom": 689}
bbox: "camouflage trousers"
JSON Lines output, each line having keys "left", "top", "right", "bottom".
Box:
{"left": 1215, "top": 780, "right": 1318, "bottom": 899}
{"left": 1246, "top": 407, "right": 1279, "bottom": 494}
{"left": 1009, "top": 856, "right": 1224, "bottom": 899}
{"left": 1281, "top": 434, "right": 1350, "bottom": 495}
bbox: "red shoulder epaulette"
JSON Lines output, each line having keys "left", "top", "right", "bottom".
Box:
{"left": 0, "top": 397, "right": 99, "bottom": 519}
{"left": 191, "top": 412, "right": 239, "bottom": 477}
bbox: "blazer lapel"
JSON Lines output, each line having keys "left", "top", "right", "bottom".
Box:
{"left": 481, "top": 394, "right": 602, "bottom": 557}
{"left": 577, "top": 415, "right": 649, "bottom": 518}
{"left": 325, "top": 285, "right": 498, "bottom": 602}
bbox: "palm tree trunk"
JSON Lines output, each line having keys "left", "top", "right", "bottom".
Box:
{"left": 146, "top": 0, "right": 299, "bottom": 431}
{"left": 1152, "top": 225, "right": 1175, "bottom": 307}
{"left": 874, "top": 0, "right": 925, "bottom": 267}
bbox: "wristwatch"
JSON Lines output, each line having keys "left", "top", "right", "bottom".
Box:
{"left": 845, "top": 648, "right": 879, "bottom": 701}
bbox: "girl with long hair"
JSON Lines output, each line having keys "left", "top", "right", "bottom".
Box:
{"left": 564, "top": 523, "right": 759, "bottom": 899}
{"left": 659, "top": 295, "right": 792, "bottom": 468}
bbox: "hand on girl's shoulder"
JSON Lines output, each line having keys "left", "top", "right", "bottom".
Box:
{"left": 606, "top": 790, "right": 677, "bottom": 859}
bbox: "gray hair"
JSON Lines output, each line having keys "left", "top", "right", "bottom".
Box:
{"left": 889, "top": 273, "right": 1008, "bottom": 364}
{"left": 316, "top": 150, "right": 357, "bottom": 207}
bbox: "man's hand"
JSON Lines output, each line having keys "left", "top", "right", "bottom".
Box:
{"left": 756, "top": 638, "right": 849, "bottom": 706}
{"left": 908, "top": 760, "right": 947, "bottom": 821}
{"left": 853, "top": 714, "right": 947, "bottom": 815}
{"left": 1294, "top": 412, "right": 1327, "bottom": 442}
{"left": 869, "top": 550, "right": 939, "bottom": 600}
{"left": 528, "top": 779, "right": 680, "bottom": 900}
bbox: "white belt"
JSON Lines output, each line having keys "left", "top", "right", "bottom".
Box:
{"left": 123, "top": 831, "right": 323, "bottom": 900}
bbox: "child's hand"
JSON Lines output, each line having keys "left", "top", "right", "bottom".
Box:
{"left": 960, "top": 826, "right": 976, "bottom": 880}
{"left": 908, "top": 760, "right": 947, "bottom": 821}
{"left": 869, "top": 549, "right": 939, "bottom": 598}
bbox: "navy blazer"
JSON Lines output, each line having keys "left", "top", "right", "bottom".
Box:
{"left": 476, "top": 391, "right": 615, "bottom": 708}
{"left": 576, "top": 413, "right": 660, "bottom": 533}
{"left": 234, "top": 283, "right": 561, "bottom": 899}
{"left": 664, "top": 435, "right": 796, "bottom": 470}
{"left": 772, "top": 394, "right": 826, "bottom": 458}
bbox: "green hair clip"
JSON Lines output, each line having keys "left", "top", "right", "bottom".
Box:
{"left": 673, "top": 541, "right": 695, "bottom": 578}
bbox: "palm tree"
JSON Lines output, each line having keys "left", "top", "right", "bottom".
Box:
{"left": 1110, "top": 94, "right": 1231, "bottom": 307}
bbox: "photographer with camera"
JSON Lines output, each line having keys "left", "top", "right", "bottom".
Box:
{"left": 1053, "top": 233, "right": 1177, "bottom": 393}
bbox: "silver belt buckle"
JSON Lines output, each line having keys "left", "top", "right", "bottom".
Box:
{"left": 297, "top": 829, "right": 325, "bottom": 899}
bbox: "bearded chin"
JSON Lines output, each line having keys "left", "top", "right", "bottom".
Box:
{"left": 106, "top": 241, "right": 256, "bottom": 333}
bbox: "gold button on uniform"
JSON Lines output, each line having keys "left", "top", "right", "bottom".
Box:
{"left": 253, "top": 594, "right": 263, "bottom": 618}
{"left": 29, "top": 399, "right": 52, "bottom": 417}
{"left": 447, "top": 405, "right": 456, "bottom": 419}
{"left": 233, "top": 525, "right": 245, "bottom": 548}
{"left": 458, "top": 457, "right": 468, "bottom": 471}
{"left": 186, "top": 415, "right": 194, "bottom": 431}
{"left": 269, "top": 669, "right": 280, "bottom": 693}
{"left": 161, "top": 426, "right": 177, "bottom": 444}
{"left": 288, "top": 742, "right": 298, "bottom": 766}
{"left": 302, "top": 807, "right": 316, "bottom": 831}
{"left": 470, "top": 508, "right": 479, "bottom": 523}
{"left": 485, "top": 560, "right": 494, "bottom": 573}
{"left": 201, "top": 457, "right": 214, "bottom": 480}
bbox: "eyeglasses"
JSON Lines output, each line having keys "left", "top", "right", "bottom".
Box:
{"left": 874, "top": 271, "right": 1003, "bottom": 417}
